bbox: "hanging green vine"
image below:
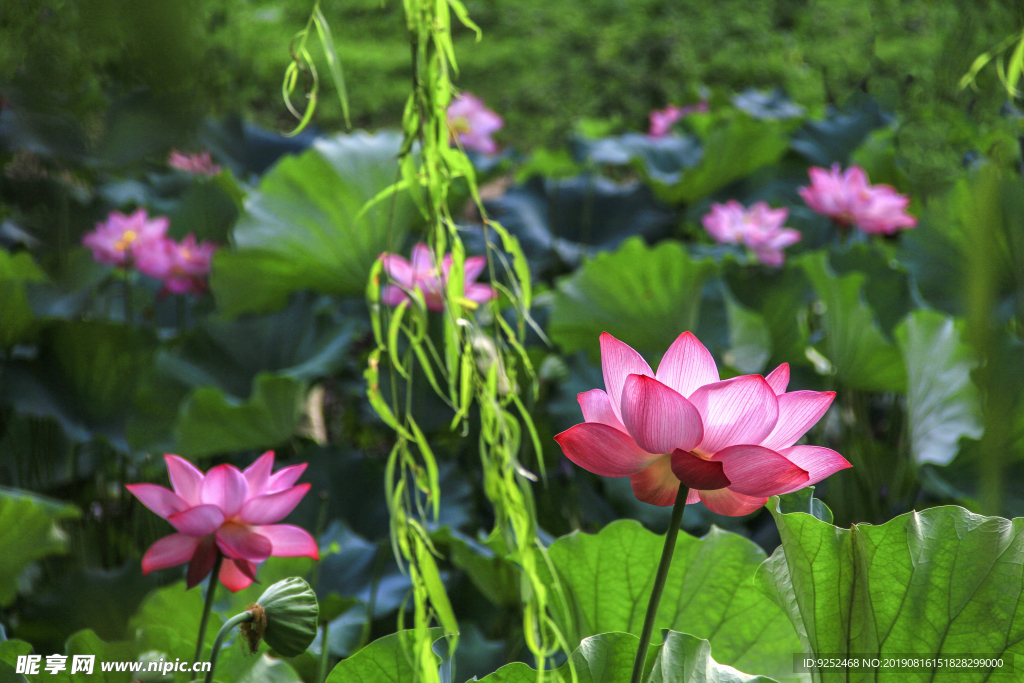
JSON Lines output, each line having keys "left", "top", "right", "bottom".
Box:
{"left": 361, "top": 0, "right": 575, "bottom": 680}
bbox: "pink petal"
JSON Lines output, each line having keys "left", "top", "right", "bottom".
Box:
{"left": 629, "top": 457, "right": 681, "bottom": 506}
{"left": 238, "top": 484, "right": 311, "bottom": 525}
{"left": 465, "top": 283, "right": 497, "bottom": 305}
{"left": 218, "top": 559, "right": 256, "bottom": 592}
{"left": 776, "top": 446, "right": 851, "bottom": 494}
{"left": 600, "top": 332, "right": 654, "bottom": 423}
{"left": 577, "top": 389, "right": 626, "bottom": 431}
{"left": 243, "top": 451, "right": 275, "bottom": 496}
{"left": 266, "top": 463, "right": 308, "bottom": 494}
{"left": 200, "top": 464, "right": 249, "bottom": 517}
{"left": 167, "top": 504, "right": 226, "bottom": 537}
{"left": 688, "top": 375, "right": 779, "bottom": 455}
{"left": 554, "top": 423, "right": 662, "bottom": 477}
{"left": 140, "top": 533, "right": 201, "bottom": 574}
{"left": 410, "top": 243, "right": 434, "bottom": 276}
{"left": 759, "top": 391, "right": 836, "bottom": 451}
{"left": 164, "top": 455, "right": 205, "bottom": 506}
{"left": 255, "top": 524, "right": 320, "bottom": 559}
{"left": 710, "top": 445, "right": 809, "bottom": 497}
{"left": 656, "top": 332, "right": 720, "bottom": 398}
{"left": 125, "top": 484, "right": 189, "bottom": 519}
{"left": 619, "top": 374, "right": 703, "bottom": 454}
{"left": 381, "top": 285, "right": 410, "bottom": 307}
{"left": 764, "top": 364, "right": 790, "bottom": 395}
{"left": 669, "top": 450, "right": 730, "bottom": 491}
{"left": 381, "top": 254, "right": 414, "bottom": 287}
{"left": 187, "top": 536, "right": 219, "bottom": 589}
{"left": 686, "top": 488, "right": 700, "bottom": 504}
{"left": 216, "top": 524, "right": 272, "bottom": 562}
{"left": 698, "top": 488, "right": 767, "bottom": 517}
{"left": 463, "top": 256, "right": 488, "bottom": 283}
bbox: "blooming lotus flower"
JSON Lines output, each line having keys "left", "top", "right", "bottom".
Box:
{"left": 380, "top": 243, "right": 496, "bottom": 312}
{"left": 168, "top": 150, "right": 221, "bottom": 177}
{"left": 554, "top": 332, "right": 850, "bottom": 515}
{"left": 647, "top": 101, "right": 708, "bottom": 137}
{"left": 799, "top": 164, "right": 916, "bottom": 235}
{"left": 702, "top": 200, "right": 801, "bottom": 267}
{"left": 126, "top": 452, "right": 318, "bottom": 592}
{"left": 135, "top": 234, "right": 218, "bottom": 296}
{"left": 82, "top": 209, "right": 169, "bottom": 267}
{"left": 447, "top": 93, "right": 503, "bottom": 154}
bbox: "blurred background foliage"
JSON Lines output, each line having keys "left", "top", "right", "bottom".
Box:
{"left": 4, "top": 0, "right": 1024, "bottom": 680}
{"left": 4, "top": 0, "right": 1023, "bottom": 189}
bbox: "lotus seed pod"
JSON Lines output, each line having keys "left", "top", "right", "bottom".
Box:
{"left": 131, "top": 651, "right": 175, "bottom": 682}
{"left": 248, "top": 577, "right": 319, "bottom": 657}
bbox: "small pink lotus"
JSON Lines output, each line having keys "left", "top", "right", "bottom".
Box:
{"left": 554, "top": 332, "right": 849, "bottom": 515}
{"left": 447, "top": 93, "right": 504, "bottom": 155}
{"left": 136, "top": 234, "right": 218, "bottom": 296}
{"left": 126, "top": 452, "right": 318, "bottom": 592}
{"left": 82, "top": 209, "right": 169, "bottom": 268}
{"left": 168, "top": 150, "right": 221, "bottom": 177}
{"left": 380, "top": 243, "right": 496, "bottom": 312}
{"left": 799, "top": 164, "right": 916, "bottom": 235}
{"left": 702, "top": 200, "right": 801, "bottom": 267}
{"left": 647, "top": 101, "right": 708, "bottom": 138}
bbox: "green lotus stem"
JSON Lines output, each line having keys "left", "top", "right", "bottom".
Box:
{"left": 204, "top": 610, "right": 255, "bottom": 683}
{"left": 317, "top": 621, "right": 331, "bottom": 683}
{"left": 629, "top": 483, "right": 688, "bottom": 683}
{"left": 194, "top": 552, "right": 224, "bottom": 665}
{"left": 123, "top": 271, "right": 133, "bottom": 325}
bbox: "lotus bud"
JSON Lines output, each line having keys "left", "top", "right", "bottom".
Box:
{"left": 241, "top": 577, "right": 319, "bottom": 657}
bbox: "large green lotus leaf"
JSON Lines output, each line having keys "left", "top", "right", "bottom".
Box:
{"left": 548, "top": 238, "right": 718, "bottom": 361}
{"left": 128, "top": 581, "right": 221, "bottom": 648}
{"left": 0, "top": 250, "right": 45, "bottom": 348}
{"left": 800, "top": 252, "right": 906, "bottom": 393}
{"left": 172, "top": 372, "right": 305, "bottom": 458}
{"left": 474, "top": 175, "right": 677, "bottom": 274}
{"left": 211, "top": 130, "right": 415, "bottom": 317}
{"left": 0, "top": 322, "right": 157, "bottom": 448}
{"left": 431, "top": 527, "right": 520, "bottom": 608}
{"left": 0, "top": 637, "right": 32, "bottom": 683}
{"left": 827, "top": 243, "right": 912, "bottom": 338}
{"left": 575, "top": 132, "right": 704, "bottom": 185}
{"left": 479, "top": 631, "right": 777, "bottom": 683}
{"left": 547, "top": 519, "right": 802, "bottom": 682}
{"left": 723, "top": 262, "right": 813, "bottom": 370}
{"left": 325, "top": 628, "right": 445, "bottom": 683}
{"left": 0, "top": 487, "right": 79, "bottom": 606}
{"left": 894, "top": 310, "right": 983, "bottom": 466}
{"left": 647, "top": 115, "right": 789, "bottom": 204}
{"left": 757, "top": 500, "right": 1024, "bottom": 682}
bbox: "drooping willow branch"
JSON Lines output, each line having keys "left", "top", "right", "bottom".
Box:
{"left": 362, "top": 0, "right": 575, "bottom": 680}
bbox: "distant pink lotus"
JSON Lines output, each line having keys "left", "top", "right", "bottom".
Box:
{"left": 135, "top": 234, "right": 218, "bottom": 296}
{"left": 554, "top": 332, "right": 849, "bottom": 515}
{"left": 648, "top": 101, "right": 708, "bottom": 137}
{"left": 127, "top": 452, "right": 318, "bottom": 592}
{"left": 799, "top": 164, "right": 916, "bottom": 235}
{"left": 702, "top": 200, "right": 802, "bottom": 267}
{"left": 168, "top": 150, "right": 221, "bottom": 177}
{"left": 82, "top": 209, "right": 169, "bottom": 268}
{"left": 447, "top": 93, "right": 503, "bottom": 154}
{"left": 380, "top": 243, "right": 496, "bottom": 312}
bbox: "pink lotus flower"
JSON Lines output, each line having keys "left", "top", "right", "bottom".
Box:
{"left": 126, "top": 452, "right": 318, "bottom": 592}
{"left": 168, "top": 150, "right": 221, "bottom": 177}
{"left": 135, "top": 234, "right": 218, "bottom": 296}
{"left": 647, "top": 101, "right": 708, "bottom": 138}
{"left": 554, "top": 332, "right": 850, "bottom": 515}
{"left": 380, "top": 243, "right": 496, "bottom": 312}
{"left": 799, "top": 164, "right": 916, "bottom": 235}
{"left": 82, "top": 209, "right": 169, "bottom": 268}
{"left": 447, "top": 93, "right": 503, "bottom": 154}
{"left": 702, "top": 200, "right": 802, "bottom": 267}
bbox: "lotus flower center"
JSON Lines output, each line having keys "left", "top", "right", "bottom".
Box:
{"left": 115, "top": 230, "right": 137, "bottom": 252}
{"left": 451, "top": 116, "right": 472, "bottom": 134}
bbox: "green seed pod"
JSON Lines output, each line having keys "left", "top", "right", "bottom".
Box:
{"left": 245, "top": 577, "right": 319, "bottom": 657}
{"left": 131, "top": 651, "right": 175, "bottom": 683}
